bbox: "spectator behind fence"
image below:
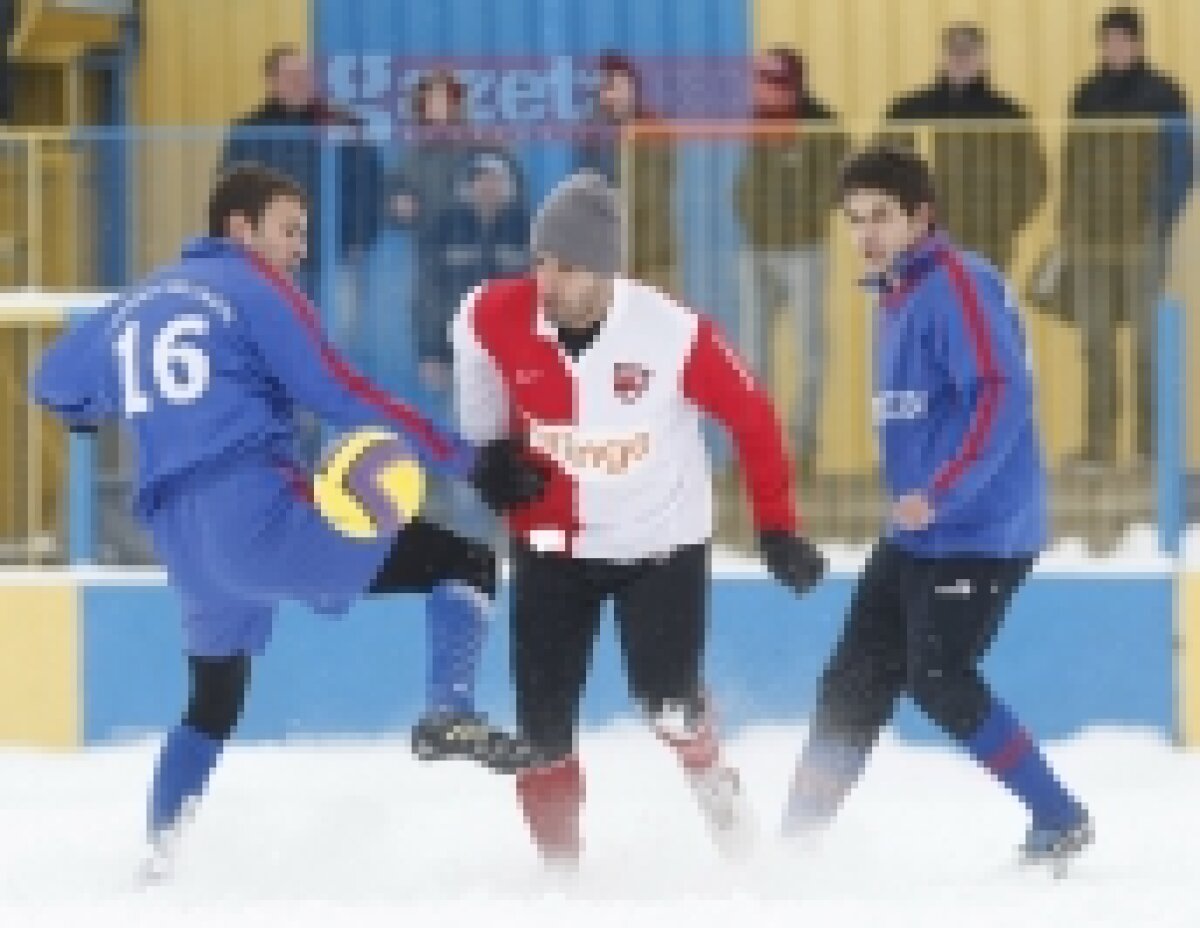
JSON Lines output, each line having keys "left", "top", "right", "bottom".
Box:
{"left": 222, "top": 45, "right": 383, "bottom": 308}
{"left": 424, "top": 152, "right": 530, "bottom": 391}
{"left": 883, "top": 24, "right": 1046, "bottom": 274}
{"left": 1054, "top": 7, "right": 1194, "bottom": 468}
{"left": 733, "top": 48, "right": 848, "bottom": 476}
{"left": 574, "top": 52, "right": 677, "bottom": 292}
{"left": 422, "top": 152, "right": 530, "bottom": 540}
{"left": 389, "top": 70, "right": 518, "bottom": 396}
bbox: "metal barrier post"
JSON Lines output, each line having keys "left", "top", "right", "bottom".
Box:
{"left": 67, "top": 431, "right": 95, "bottom": 565}
{"left": 1157, "top": 296, "right": 1185, "bottom": 556}
{"left": 318, "top": 132, "right": 339, "bottom": 327}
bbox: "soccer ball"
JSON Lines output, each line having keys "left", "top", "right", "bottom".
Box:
{"left": 312, "top": 428, "right": 425, "bottom": 540}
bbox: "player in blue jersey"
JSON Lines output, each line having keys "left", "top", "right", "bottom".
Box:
{"left": 781, "top": 147, "right": 1091, "bottom": 874}
{"left": 32, "top": 164, "right": 547, "bottom": 879}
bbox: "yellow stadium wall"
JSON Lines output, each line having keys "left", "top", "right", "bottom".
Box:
{"left": 132, "top": 0, "right": 309, "bottom": 272}
{"left": 0, "top": 583, "right": 80, "bottom": 748}
{"left": 753, "top": 0, "right": 1200, "bottom": 473}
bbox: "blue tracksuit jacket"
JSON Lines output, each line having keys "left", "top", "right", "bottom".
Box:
{"left": 867, "top": 232, "right": 1048, "bottom": 557}
{"left": 32, "top": 237, "right": 475, "bottom": 654}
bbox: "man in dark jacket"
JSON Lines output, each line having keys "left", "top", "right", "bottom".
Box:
{"left": 733, "top": 48, "right": 848, "bottom": 474}
{"left": 222, "top": 46, "right": 383, "bottom": 310}
{"left": 422, "top": 151, "right": 530, "bottom": 539}
{"left": 884, "top": 23, "right": 1046, "bottom": 274}
{"left": 1059, "top": 7, "right": 1193, "bottom": 466}
{"left": 423, "top": 152, "right": 530, "bottom": 386}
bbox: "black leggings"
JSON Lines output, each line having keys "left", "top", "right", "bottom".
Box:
{"left": 811, "top": 541, "right": 1032, "bottom": 747}
{"left": 368, "top": 517, "right": 497, "bottom": 600}
{"left": 183, "top": 653, "right": 252, "bottom": 741}
{"left": 511, "top": 543, "right": 709, "bottom": 760}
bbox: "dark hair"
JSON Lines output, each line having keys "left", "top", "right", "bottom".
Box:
{"left": 838, "top": 145, "right": 937, "bottom": 214}
{"left": 208, "top": 163, "right": 307, "bottom": 237}
{"left": 595, "top": 50, "right": 649, "bottom": 117}
{"left": 761, "top": 46, "right": 805, "bottom": 88}
{"left": 264, "top": 44, "right": 303, "bottom": 78}
{"left": 412, "top": 69, "right": 466, "bottom": 124}
{"left": 1099, "top": 6, "right": 1144, "bottom": 39}
{"left": 943, "top": 22, "right": 986, "bottom": 49}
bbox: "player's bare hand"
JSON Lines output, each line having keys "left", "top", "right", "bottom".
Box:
{"left": 892, "top": 493, "right": 934, "bottom": 531}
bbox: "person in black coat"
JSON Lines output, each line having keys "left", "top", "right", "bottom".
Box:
{"left": 222, "top": 45, "right": 383, "bottom": 304}
{"left": 422, "top": 151, "right": 530, "bottom": 385}
{"left": 884, "top": 24, "right": 1046, "bottom": 273}
{"left": 1058, "top": 7, "right": 1194, "bottom": 466}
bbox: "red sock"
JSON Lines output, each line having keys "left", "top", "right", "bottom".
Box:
{"left": 515, "top": 755, "right": 584, "bottom": 861}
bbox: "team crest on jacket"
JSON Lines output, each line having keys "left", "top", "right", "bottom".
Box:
{"left": 613, "top": 362, "right": 652, "bottom": 403}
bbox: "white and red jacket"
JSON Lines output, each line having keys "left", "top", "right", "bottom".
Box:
{"left": 452, "top": 275, "right": 797, "bottom": 561}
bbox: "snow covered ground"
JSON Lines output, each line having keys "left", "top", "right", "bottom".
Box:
{"left": 0, "top": 725, "right": 1196, "bottom": 928}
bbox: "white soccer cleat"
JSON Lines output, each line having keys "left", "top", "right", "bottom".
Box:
{"left": 687, "top": 764, "right": 756, "bottom": 860}
{"left": 136, "top": 833, "right": 178, "bottom": 887}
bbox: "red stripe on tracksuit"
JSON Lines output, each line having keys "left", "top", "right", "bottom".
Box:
{"left": 245, "top": 250, "right": 460, "bottom": 464}
{"left": 930, "top": 254, "right": 1004, "bottom": 496}
{"left": 986, "top": 730, "right": 1033, "bottom": 776}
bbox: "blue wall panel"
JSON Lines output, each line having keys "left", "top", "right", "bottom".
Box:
{"left": 314, "top": 0, "right": 751, "bottom": 367}
{"left": 81, "top": 575, "right": 1174, "bottom": 744}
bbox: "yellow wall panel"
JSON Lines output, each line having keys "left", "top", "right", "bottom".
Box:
{"left": 133, "top": 0, "right": 309, "bottom": 272}
{"left": 0, "top": 585, "right": 80, "bottom": 748}
{"left": 1179, "top": 573, "right": 1200, "bottom": 746}
{"left": 752, "top": 0, "right": 1200, "bottom": 472}
{"left": 136, "top": 0, "right": 309, "bottom": 126}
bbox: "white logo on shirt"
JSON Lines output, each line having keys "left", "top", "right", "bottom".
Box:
{"left": 529, "top": 424, "right": 651, "bottom": 478}
{"left": 873, "top": 390, "right": 928, "bottom": 422}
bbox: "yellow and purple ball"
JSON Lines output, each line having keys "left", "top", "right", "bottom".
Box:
{"left": 312, "top": 428, "right": 426, "bottom": 540}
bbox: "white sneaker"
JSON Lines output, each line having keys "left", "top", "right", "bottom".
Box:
{"left": 687, "top": 765, "right": 755, "bottom": 860}
{"left": 136, "top": 834, "right": 177, "bottom": 887}
{"left": 136, "top": 808, "right": 192, "bottom": 888}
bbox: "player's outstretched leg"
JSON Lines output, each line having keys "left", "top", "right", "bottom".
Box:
{"left": 962, "top": 700, "right": 1092, "bottom": 874}
{"left": 782, "top": 543, "right": 909, "bottom": 838}
{"left": 650, "top": 695, "right": 753, "bottom": 859}
{"left": 413, "top": 579, "right": 534, "bottom": 773}
{"left": 905, "top": 556, "right": 1091, "bottom": 873}
{"left": 142, "top": 654, "right": 250, "bottom": 883}
{"left": 368, "top": 519, "right": 532, "bottom": 773}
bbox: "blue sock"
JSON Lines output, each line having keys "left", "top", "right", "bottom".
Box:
{"left": 149, "top": 724, "right": 224, "bottom": 838}
{"left": 964, "top": 701, "right": 1084, "bottom": 830}
{"left": 426, "top": 580, "right": 488, "bottom": 716}
{"left": 783, "top": 734, "right": 871, "bottom": 834}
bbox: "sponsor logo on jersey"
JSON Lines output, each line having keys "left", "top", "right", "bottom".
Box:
{"left": 873, "top": 389, "right": 928, "bottom": 422}
{"left": 529, "top": 424, "right": 651, "bottom": 477}
{"left": 613, "top": 362, "right": 652, "bottom": 404}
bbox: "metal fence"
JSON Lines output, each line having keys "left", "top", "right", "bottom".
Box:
{"left": 0, "top": 119, "right": 1195, "bottom": 563}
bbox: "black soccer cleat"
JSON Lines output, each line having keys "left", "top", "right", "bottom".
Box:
{"left": 1019, "top": 814, "right": 1094, "bottom": 878}
{"left": 411, "top": 711, "right": 538, "bottom": 774}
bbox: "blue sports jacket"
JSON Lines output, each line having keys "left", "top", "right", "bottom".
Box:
{"left": 32, "top": 237, "right": 474, "bottom": 520}
{"left": 866, "top": 232, "right": 1047, "bottom": 557}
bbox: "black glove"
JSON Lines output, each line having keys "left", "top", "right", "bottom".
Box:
{"left": 469, "top": 437, "right": 548, "bottom": 513}
{"left": 758, "top": 530, "right": 827, "bottom": 597}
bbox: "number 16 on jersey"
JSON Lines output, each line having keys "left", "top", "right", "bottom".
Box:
{"left": 116, "top": 315, "right": 211, "bottom": 416}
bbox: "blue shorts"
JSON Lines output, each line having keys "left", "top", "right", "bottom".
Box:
{"left": 147, "top": 454, "right": 393, "bottom": 657}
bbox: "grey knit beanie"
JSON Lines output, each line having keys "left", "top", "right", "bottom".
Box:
{"left": 531, "top": 171, "right": 622, "bottom": 275}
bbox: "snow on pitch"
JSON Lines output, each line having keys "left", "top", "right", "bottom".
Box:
{"left": 0, "top": 726, "right": 1196, "bottom": 928}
